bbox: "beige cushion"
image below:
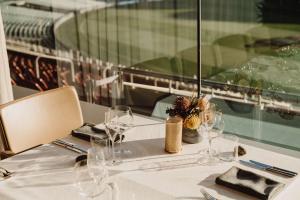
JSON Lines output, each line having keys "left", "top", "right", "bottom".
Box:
{"left": 0, "top": 86, "right": 83, "bottom": 154}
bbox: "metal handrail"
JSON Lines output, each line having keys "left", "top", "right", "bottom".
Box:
{"left": 6, "top": 42, "right": 300, "bottom": 115}
{"left": 7, "top": 44, "right": 75, "bottom": 82}
{"left": 35, "top": 55, "right": 75, "bottom": 82}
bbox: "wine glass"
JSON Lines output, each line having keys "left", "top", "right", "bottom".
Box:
{"left": 104, "top": 111, "right": 121, "bottom": 165}
{"left": 87, "top": 147, "right": 120, "bottom": 200}
{"left": 109, "top": 105, "right": 134, "bottom": 156}
{"left": 212, "top": 111, "right": 225, "bottom": 137}
{"left": 109, "top": 105, "right": 134, "bottom": 128}
{"left": 198, "top": 103, "right": 218, "bottom": 164}
{"left": 210, "top": 111, "right": 225, "bottom": 156}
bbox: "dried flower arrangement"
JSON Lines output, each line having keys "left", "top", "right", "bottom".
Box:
{"left": 166, "top": 95, "right": 210, "bottom": 130}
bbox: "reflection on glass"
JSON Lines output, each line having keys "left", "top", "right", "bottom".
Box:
{"left": 201, "top": 0, "right": 300, "bottom": 151}
{"left": 1, "top": 0, "right": 197, "bottom": 115}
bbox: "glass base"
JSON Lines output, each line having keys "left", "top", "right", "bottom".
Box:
{"left": 198, "top": 149, "right": 219, "bottom": 166}
{"left": 218, "top": 152, "right": 235, "bottom": 162}
{"left": 198, "top": 156, "right": 219, "bottom": 165}
{"left": 106, "top": 159, "right": 122, "bottom": 166}
{"left": 115, "top": 149, "right": 132, "bottom": 156}
{"left": 78, "top": 181, "right": 111, "bottom": 200}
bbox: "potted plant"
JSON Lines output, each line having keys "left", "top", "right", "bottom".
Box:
{"left": 166, "top": 95, "right": 211, "bottom": 144}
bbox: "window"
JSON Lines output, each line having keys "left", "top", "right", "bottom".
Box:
{"left": 201, "top": 0, "right": 300, "bottom": 151}
{"left": 1, "top": 0, "right": 197, "bottom": 116}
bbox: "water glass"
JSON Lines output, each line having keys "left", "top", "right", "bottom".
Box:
{"left": 217, "top": 134, "right": 238, "bottom": 162}
{"left": 87, "top": 146, "right": 120, "bottom": 200}
{"left": 87, "top": 148, "right": 108, "bottom": 186}
{"left": 90, "top": 136, "right": 115, "bottom": 166}
{"left": 74, "top": 159, "right": 110, "bottom": 199}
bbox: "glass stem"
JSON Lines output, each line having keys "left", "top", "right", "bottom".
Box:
{"left": 107, "top": 139, "right": 111, "bottom": 155}
{"left": 110, "top": 137, "right": 115, "bottom": 162}
{"left": 208, "top": 138, "right": 213, "bottom": 158}
{"left": 119, "top": 132, "right": 123, "bottom": 153}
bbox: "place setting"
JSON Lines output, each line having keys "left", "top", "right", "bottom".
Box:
{"left": 73, "top": 133, "right": 175, "bottom": 200}
{"left": 69, "top": 106, "right": 175, "bottom": 200}
{"left": 57, "top": 104, "right": 168, "bottom": 199}
{"left": 67, "top": 96, "right": 299, "bottom": 200}
{"left": 163, "top": 95, "right": 298, "bottom": 200}
{"left": 1, "top": 95, "right": 299, "bottom": 200}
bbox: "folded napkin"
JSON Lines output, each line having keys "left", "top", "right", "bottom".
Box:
{"left": 215, "top": 167, "right": 285, "bottom": 200}
{"left": 72, "top": 123, "right": 124, "bottom": 142}
{"left": 72, "top": 123, "right": 108, "bottom": 141}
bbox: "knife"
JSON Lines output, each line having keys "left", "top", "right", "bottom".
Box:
{"left": 249, "top": 160, "right": 298, "bottom": 177}
{"left": 53, "top": 141, "right": 87, "bottom": 154}
{"left": 239, "top": 160, "right": 297, "bottom": 178}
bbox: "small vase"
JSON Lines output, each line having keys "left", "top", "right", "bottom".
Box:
{"left": 182, "top": 127, "right": 203, "bottom": 144}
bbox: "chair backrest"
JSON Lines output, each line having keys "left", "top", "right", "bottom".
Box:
{"left": 0, "top": 86, "right": 83, "bottom": 154}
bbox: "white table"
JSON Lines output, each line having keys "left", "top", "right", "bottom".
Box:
{"left": 1, "top": 115, "right": 300, "bottom": 200}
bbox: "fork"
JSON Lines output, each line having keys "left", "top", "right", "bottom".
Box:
{"left": 200, "top": 188, "right": 217, "bottom": 200}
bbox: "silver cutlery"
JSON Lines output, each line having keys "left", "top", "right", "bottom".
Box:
{"left": 200, "top": 188, "right": 217, "bottom": 200}
{"left": 239, "top": 160, "right": 297, "bottom": 178}
{"left": 53, "top": 140, "right": 87, "bottom": 154}
{"left": 249, "top": 160, "right": 297, "bottom": 177}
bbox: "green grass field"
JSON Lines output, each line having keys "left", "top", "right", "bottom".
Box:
{"left": 55, "top": 0, "right": 300, "bottom": 96}
{"left": 55, "top": 0, "right": 198, "bottom": 77}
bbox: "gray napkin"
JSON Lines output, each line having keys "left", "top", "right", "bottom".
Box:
{"left": 215, "top": 167, "right": 285, "bottom": 200}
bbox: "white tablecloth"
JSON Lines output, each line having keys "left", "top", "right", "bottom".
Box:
{"left": 1, "top": 115, "right": 300, "bottom": 200}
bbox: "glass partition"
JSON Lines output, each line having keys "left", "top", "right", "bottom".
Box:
{"left": 201, "top": 0, "right": 300, "bottom": 151}
{"left": 0, "top": 0, "right": 197, "bottom": 116}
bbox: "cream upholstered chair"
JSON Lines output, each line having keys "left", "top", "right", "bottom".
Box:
{"left": 0, "top": 86, "right": 83, "bottom": 155}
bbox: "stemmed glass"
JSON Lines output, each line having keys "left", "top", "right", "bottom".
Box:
{"left": 109, "top": 105, "right": 134, "bottom": 156}
{"left": 198, "top": 103, "right": 219, "bottom": 164}
{"left": 212, "top": 111, "right": 225, "bottom": 137}
{"left": 104, "top": 111, "right": 121, "bottom": 165}
{"left": 109, "top": 105, "right": 133, "bottom": 128}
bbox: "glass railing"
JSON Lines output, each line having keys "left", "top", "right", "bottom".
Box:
{"left": 1, "top": 0, "right": 197, "bottom": 116}
{"left": 201, "top": 0, "right": 300, "bottom": 151}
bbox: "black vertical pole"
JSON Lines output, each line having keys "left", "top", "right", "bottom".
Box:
{"left": 97, "top": 9, "right": 101, "bottom": 59}
{"left": 174, "top": 0, "right": 178, "bottom": 54}
{"left": 74, "top": 11, "right": 81, "bottom": 51}
{"left": 115, "top": 0, "right": 120, "bottom": 64}
{"left": 105, "top": 0, "right": 109, "bottom": 62}
{"left": 197, "top": 0, "right": 201, "bottom": 97}
{"left": 86, "top": 11, "right": 90, "bottom": 57}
